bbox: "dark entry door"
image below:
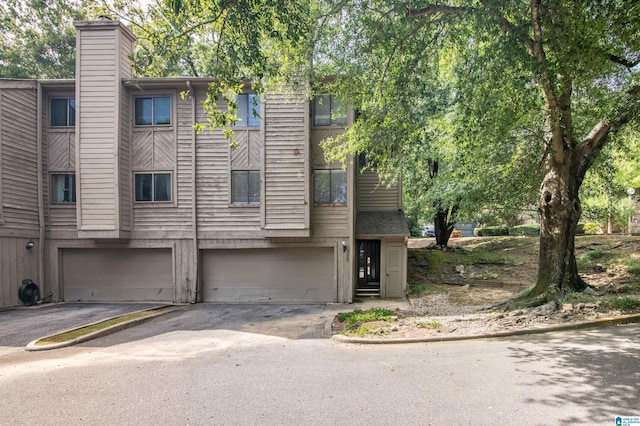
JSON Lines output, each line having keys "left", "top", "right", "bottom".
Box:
{"left": 357, "top": 240, "right": 381, "bottom": 296}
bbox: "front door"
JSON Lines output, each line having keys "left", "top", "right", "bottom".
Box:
{"left": 356, "top": 240, "right": 381, "bottom": 297}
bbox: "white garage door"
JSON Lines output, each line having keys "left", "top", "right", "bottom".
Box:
{"left": 202, "top": 247, "right": 335, "bottom": 302}
{"left": 61, "top": 248, "right": 173, "bottom": 302}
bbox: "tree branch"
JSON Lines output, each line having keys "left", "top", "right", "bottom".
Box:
{"left": 406, "top": 5, "right": 468, "bottom": 18}
{"left": 609, "top": 54, "right": 640, "bottom": 69}
{"left": 576, "top": 91, "right": 640, "bottom": 182}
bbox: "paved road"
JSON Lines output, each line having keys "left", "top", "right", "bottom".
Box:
{"left": 0, "top": 305, "right": 637, "bottom": 425}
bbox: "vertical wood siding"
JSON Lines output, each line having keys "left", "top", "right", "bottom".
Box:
{"left": 0, "top": 236, "right": 40, "bottom": 308}
{"left": 119, "top": 84, "right": 131, "bottom": 231}
{"left": 0, "top": 88, "right": 39, "bottom": 230}
{"left": 357, "top": 170, "right": 400, "bottom": 211}
{"left": 46, "top": 104, "right": 78, "bottom": 230}
{"left": 310, "top": 127, "right": 349, "bottom": 236}
{"left": 195, "top": 91, "right": 261, "bottom": 235}
{"left": 131, "top": 94, "right": 192, "bottom": 232}
{"left": 263, "top": 88, "right": 309, "bottom": 231}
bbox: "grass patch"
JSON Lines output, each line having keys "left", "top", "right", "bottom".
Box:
{"left": 427, "top": 250, "right": 450, "bottom": 272}
{"left": 35, "top": 307, "right": 170, "bottom": 345}
{"left": 408, "top": 283, "right": 444, "bottom": 297}
{"left": 459, "top": 249, "right": 511, "bottom": 265}
{"left": 600, "top": 296, "right": 640, "bottom": 312}
{"left": 337, "top": 308, "right": 394, "bottom": 325}
{"left": 620, "top": 258, "right": 640, "bottom": 277}
{"left": 345, "top": 324, "right": 391, "bottom": 337}
{"left": 583, "top": 250, "right": 607, "bottom": 261}
{"left": 616, "top": 283, "right": 640, "bottom": 293}
{"left": 563, "top": 292, "right": 599, "bottom": 304}
{"left": 417, "top": 320, "right": 442, "bottom": 329}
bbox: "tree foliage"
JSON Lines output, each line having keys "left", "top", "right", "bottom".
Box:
{"left": 106, "top": 0, "right": 315, "bottom": 134}
{"left": 0, "top": 0, "right": 97, "bottom": 79}
{"left": 314, "top": 0, "right": 640, "bottom": 303}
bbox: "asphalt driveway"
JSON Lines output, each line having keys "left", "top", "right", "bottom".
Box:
{"left": 82, "top": 303, "right": 330, "bottom": 348}
{"left": 0, "top": 303, "right": 165, "bottom": 349}
{"left": 0, "top": 302, "right": 332, "bottom": 353}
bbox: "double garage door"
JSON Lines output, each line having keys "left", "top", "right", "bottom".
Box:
{"left": 202, "top": 247, "right": 335, "bottom": 302}
{"left": 61, "top": 247, "right": 335, "bottom": 303}
{"left": 61, "top": 248, "right": 174, "bottom": 302}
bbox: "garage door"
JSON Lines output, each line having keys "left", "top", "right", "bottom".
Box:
{"left": 61, "top": 248, "right": 173, "bottom": 302}
{"left": 202, "top": 247, "right": 335, "bottom": 302}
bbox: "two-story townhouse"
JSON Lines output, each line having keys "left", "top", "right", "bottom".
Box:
{"left": 0, "top": 18, "right": 408, "bottom": 308}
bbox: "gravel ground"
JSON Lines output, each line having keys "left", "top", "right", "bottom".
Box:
{"left": 332, "top": 290, "right": 637, "bottom": 339}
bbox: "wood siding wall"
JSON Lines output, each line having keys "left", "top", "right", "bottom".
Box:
{"left": 310, "top": 127, "right": 349, "bottom": 237}
{"left": 0, "top": 86, "right": 39, "bottom": 231}
{"left": 75, "top": 21, "right": 135, "bottom": 237}
{"left": 262, "top": 87, "right": 309, "bottom": 235}
{"left": 76, "top": 28, "right": 118, "bottom": 231}
{"left": 194, "top": 90, "right": 261, "bottom": 236}
{"left": 119, "top": 72, "right": 132, "bottom": 232}
{"left": 357, "top": 170, "right": 400, "bottom": 211}
{"left": 0, "top": 83, "right": 40, "bottom": 308}
{"left": 0, "top": 236, "right": 40, "bottom": 308}
{"left": 130, "top": 90, "right": 191, "bottom": 232}
{"left": 45, "top": 89, "right": 77, "bottom": 231}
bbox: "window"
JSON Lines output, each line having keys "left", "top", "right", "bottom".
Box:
{"left": 231, "top": 170, "right": 260, "bottom": 203}
{"left": 314, "top": 170, "right": 347, "bottom": 204}
{"left": 51, "top": 174, "right": 76, "bottom": 203}
{"left": 235, "top": 94, "right": 261, "bottom": 127}
{"left": 134, "top": 172, "right": 172, "bottom": 202}
{"left": 51, "top": 98, "right": 76, "bottom": 127}
{"left": 135, "top": 96, "right": 171, "bottom": 126}
{"left": 313, "top": 95, "right": 347, "bottom": 126}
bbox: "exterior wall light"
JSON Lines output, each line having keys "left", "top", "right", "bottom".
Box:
{"left": 342, "top": 241, "right": 347, "bottom": 252}
{"left": 26, "top": 240, "right": 35, "bottom": 250}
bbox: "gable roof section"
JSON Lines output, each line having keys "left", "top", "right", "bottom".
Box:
{"left": 356, "top": 210, "right": 410, "bottom": 238}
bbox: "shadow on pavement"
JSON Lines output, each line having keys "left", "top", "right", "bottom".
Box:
{"left": 507, "top": 324, "right": 640, "bottom": 425}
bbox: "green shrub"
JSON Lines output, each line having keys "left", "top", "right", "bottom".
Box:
{"left": 337, "top": 308, "right": 394, "bottom": 325}
{"left": 582, "top": 222, "right": 601, "bottom": 235}
{"left": 508, "top": 224, "right": 540, "bottom": 236}
{"left": 474, "top": 226, "right": 509, "bottom": 236}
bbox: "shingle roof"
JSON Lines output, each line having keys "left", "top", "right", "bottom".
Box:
{"left": 356, "top": 211, "right": 410, "bottom": 237}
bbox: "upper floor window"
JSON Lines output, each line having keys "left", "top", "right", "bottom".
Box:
{"left": 313, "top": 95, "right": 347, "bottom": 126}
{"left": 235, "top": 94, "right": 261, "bottom": 127}
{"left": 51, "top": 173, "right": 76, "bottom": 203}
{"left": 314, "top": 169, "right": 347, "bottom": 204}
{"left": 135, "top": 96, "right": 171, "bottom": 126}
{"left": 51, "top": 98, "right": 76, "bottom": 127}
{"left": 231, "top": 170, "right": 260, "bottom": 204}
{"left": 134, "top": 172, "right": 172, "bottom": 202}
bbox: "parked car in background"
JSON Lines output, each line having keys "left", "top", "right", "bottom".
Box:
{"left": 422, "top": 225, "right": 435, "bottom": 237}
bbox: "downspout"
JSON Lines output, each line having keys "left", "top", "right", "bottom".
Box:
{"left": 186, "top": 80, "right": 198, "bottom": 303}
{"left": 36, "top": 82, "right": 45, "bottom": 298}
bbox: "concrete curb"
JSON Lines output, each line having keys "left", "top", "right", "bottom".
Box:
{"left": 331, "top": 312, "right": 640, "bottom": 344}
{"left": 25, "top": 305, "right": 184, "bottom": 351}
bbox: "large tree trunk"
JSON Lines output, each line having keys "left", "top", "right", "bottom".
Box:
{"left": 523, "top": 155, "right": 587, "bottom": 305}
{"left": 434, "top": 209, "right": 453, "bottom": 247}
{"left": 434, "top": 204, "right": 458, "bottom": 248}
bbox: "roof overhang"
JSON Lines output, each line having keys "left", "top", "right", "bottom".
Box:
{"left": 355, "top": 210, "right": 410, "bottom": 239}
